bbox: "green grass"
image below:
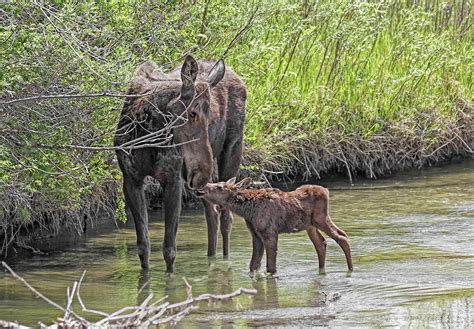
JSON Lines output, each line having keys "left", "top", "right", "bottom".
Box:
{"left": 224, "top": 0, "right": 473, "bottom": 178}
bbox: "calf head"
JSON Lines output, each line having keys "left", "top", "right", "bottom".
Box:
{"left": 167, "top": 56, "right": 226, "bottom": 189}
{"left": 196, "top": 177, "right": 253, "bottom": 205}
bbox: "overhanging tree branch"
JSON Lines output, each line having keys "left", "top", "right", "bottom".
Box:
{"left": 0, "top": 91, "right": 156, "bottom": 107}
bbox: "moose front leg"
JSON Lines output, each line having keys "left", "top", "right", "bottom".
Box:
{"left": 203, "top": 200, "right": 219, "bottom": 257}
{"left": 123, "top": 175, "right": 150, "bottom": 270}
{"left": 218, "top": 137, "right": 243, "bottom": 258}
{"left": 161, "top": 167, "right": 183, "bottom": 273}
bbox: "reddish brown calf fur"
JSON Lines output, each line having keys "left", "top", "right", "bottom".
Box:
{"left": 198, "top": 178, "right": 353, "bottom": 274}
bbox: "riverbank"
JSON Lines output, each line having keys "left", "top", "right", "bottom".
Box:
{"left": 242, "top": 99, "right": 473, "bottom": 183}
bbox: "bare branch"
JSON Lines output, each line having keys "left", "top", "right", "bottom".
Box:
{"left": 0, "top": 91, "right": 155, "bottom": 107}
{"left": 1, "top": 261, "right": 257, "bottom": 327}
{"left": 221, "top": 3, "right": 261, "bottom": 58}
{"left": 1, "top": 261, "right": 90, "bottom": 325}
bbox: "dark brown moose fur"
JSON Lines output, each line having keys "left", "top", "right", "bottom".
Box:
{"left": 197, "top": 178, "right": 353, "bottom": 274}
{"left": 115, "top": 56, "right": 246, "bottom": 271}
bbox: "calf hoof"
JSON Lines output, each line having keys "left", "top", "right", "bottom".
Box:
{"left": 266, "top": 267, "right": 277, "bottom": 277}
{"left": 266, "top": 272, "right": 278, "bottom": 279}
{"left": 318, "top": 267, "right": 326, "bottom": 275}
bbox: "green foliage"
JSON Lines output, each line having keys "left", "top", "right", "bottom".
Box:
{"left": 0, "top": 0, "right": 472, "bottom": 230}
{"left": 114, "top": 192, "right": 127, "bottom": 224}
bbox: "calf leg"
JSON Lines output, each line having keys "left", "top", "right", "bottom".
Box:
{"left": 318, "top": 216, "right": 353, "bottom": 271}
{"left": 262, "top": 234, "right": 278, "bottom": 274}
{"left": 307, "top": 227, "right": 327, "bottom": 270}
{"left": 220, "top": 210, "right": 233, "bottom": 257}
{"left": 245, "top": 221, "right": 264, "bottom": 271}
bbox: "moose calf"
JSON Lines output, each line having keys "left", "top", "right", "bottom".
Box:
{"left": 197, "top": 178, "right": 353, "bottom": 274}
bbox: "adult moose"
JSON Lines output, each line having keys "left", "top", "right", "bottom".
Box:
{"left": 115, "top": 56, "right": 246, "bottom": 271}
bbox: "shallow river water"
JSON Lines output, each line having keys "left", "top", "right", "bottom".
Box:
{"left": 1, "top": 161, "right": 473, "bottom": 327}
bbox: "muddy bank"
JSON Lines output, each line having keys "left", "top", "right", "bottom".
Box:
{"left": 0, "top": 182, "right": 119, "bottom": 259}
{"left": 243, "top": 102, "right": 473, "bottom": 183}
{"left": 1, "top": 213, "right": 120, "bottom": 260}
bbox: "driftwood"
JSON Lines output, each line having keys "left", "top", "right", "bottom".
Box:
{"left": 1, "top": 261, "right": 257, "bottom": 328}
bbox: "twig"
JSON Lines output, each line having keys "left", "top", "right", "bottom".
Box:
{"left": 76, "top": 270, "right": 110, "bottom": 317}
{"left": 64, "top": 281, "right": 78, "bottom": 321}
{"left": 154, "top": 305, "right": 199, "bottom": 325}
{"left": 183, "top": 277, "right": 193, "bottom": 299}
{"left": 134, "top": 293, "right": 154, "bottom": 324}
{"left": 10, "top": 138, "right": 199, "bottom": 153}
{"left": 0, "top": 91, "right": 156, "bottom": 107}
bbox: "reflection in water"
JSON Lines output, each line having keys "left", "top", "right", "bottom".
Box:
{"left": 0, "top": 161, "right": 473, "bottom": 327}
{"left": 136, "top": 269, "right": 152, "bottom": 305}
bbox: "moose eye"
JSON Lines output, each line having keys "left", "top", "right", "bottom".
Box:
{"left": 189, "top": 111, "right": 197, "bottom": 119}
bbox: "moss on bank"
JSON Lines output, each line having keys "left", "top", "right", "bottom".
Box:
{"left": 0, "top": 1, "right": 472, "bottom": 254}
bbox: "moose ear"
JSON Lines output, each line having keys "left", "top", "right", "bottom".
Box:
{"left": 226, "top": 177, "right": 237, "bottom": 185}
{"left": 207, "top": 59, "right": 225, "bottom": 87}
{"left": 181, "top": 55, "right": 198, "bottom": 101}
{"left": 236, "top": 177, "right": 253, "bottom": 189}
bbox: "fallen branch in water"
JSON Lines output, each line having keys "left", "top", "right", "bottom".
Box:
{"left": 1, "top": 261, "right": 257, "bottom": 327}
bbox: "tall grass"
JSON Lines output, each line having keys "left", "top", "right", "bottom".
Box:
{"left": 222, "top": 0, "right": 472, "bottom": 178}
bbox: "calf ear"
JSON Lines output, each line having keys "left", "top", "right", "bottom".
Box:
{"left": 236, "top": 177, "right": 253, "bottom": 189}
{"left": 207, "top": 59, "right": 225, "bottom": 87}
{"left": 181, "top": 55, "right": 198, "bottom": 101}
{"left": 226, "top": 177, "right": 237, "bottom": 185}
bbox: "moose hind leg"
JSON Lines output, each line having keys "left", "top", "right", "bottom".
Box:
{"left": 307, "top": 227, "right": 327, "bottom": 271}
{"left": 123, "top": 175, "right": 150, "bottom": 270}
